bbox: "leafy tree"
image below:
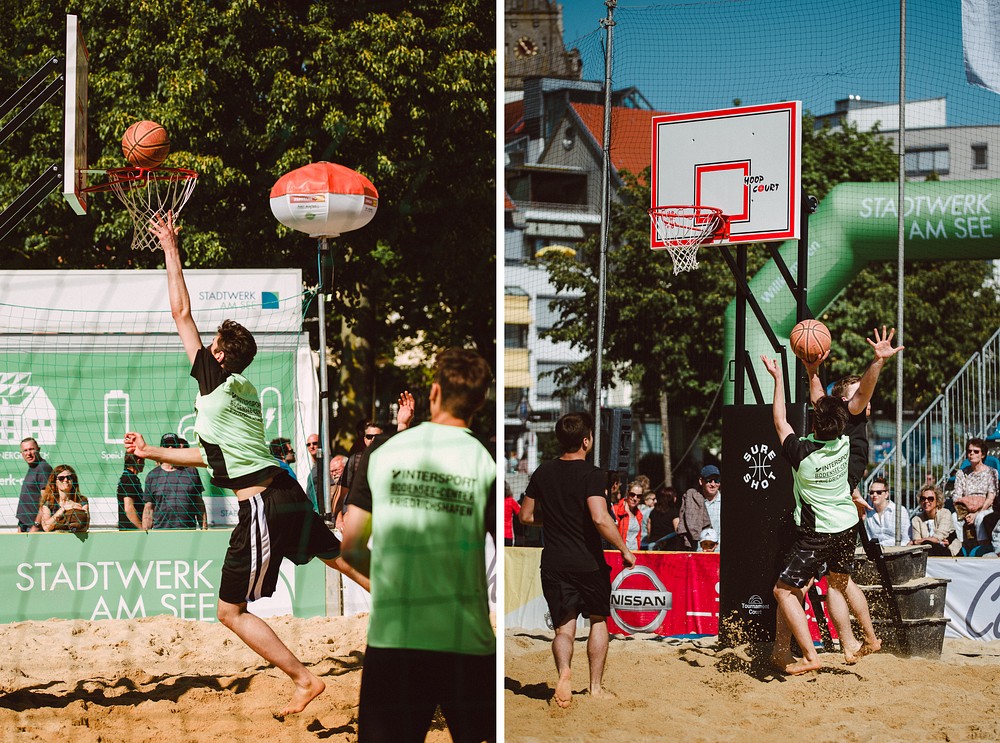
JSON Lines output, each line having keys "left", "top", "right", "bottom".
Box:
{"left": 542, "top": 112, "right": 1000, "bottom": 476}
{"left": 0, "top": 0, "right": 495, "bottom": 446}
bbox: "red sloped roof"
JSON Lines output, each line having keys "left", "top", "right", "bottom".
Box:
{"left": 571, "top": 102, "right": 673, "bottom": 176}
{"left": 505, "top": 99, "right": 525, "bottom": 140}
{"left": 504, "top": 191, "right": 515, "bottom": 211}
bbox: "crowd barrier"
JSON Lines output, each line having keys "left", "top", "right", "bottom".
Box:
{"left": 505, "top": 547, "right": 1000, "bottom": 641}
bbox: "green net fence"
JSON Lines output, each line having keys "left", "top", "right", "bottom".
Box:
{"left": 504, "top": 0, "right": 1000, "bottom": 493}
{"left": 0, "top": 269, "right": 318, "bottom": 531}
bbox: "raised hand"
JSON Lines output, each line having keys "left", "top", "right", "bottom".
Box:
{"left": 761, "top": 355, "right": 781, "bottom": 379}
{"left": 148, "top": 210, "right": 179, "bottom": 253}
{"left": 866, "top": 326, "right": 904, "bottom": 362}
{"left": 397, "top": 390, "right": 415, "bottom": 430}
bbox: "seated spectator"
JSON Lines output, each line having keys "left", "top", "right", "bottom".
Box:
{"left": 643, "top": 485, "right": 683, "bottom": 550}
{"left": 864, "top": 476, "right": 911, "bottom": 546}
{"left": 117, "top": 453, "right": 146, "bottom": 530}
{"left": 613, "top": 481, "right": 646, "bottom": 551}
{"left": 504, "top": 480, "right": 521, "bottom": 547}
{"left": 952, "top": 437, "right": 998, "bottom": 547}
{"left": 697, "top": 527, "right": 719, "bottom": 553}
{"left": 38, "top": 465, "right": 89, "bottom": 533}
{"left": 910, "top": 484, "right": 960, "bottom": 556}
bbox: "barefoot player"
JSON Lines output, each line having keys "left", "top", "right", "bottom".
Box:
{"left": 518, "top": 411, "right": 636, "bottom": 707}
{"left": 125, "top": 211, "right": 369, "bottom": 717}
{"left": 762, "top": 355, "right": 869, "bottom": 674}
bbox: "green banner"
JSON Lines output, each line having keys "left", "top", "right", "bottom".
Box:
{"left": 2, "top": 530, "right": 327, "bottom": 622}
{"left": 0, "top": 349, "right": 297, "bottom": 523}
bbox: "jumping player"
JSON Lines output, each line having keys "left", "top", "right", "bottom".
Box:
{"left": 125, "top": 211, "right": 369, "bottom": 716}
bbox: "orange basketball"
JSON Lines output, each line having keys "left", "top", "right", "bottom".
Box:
{"left": 122, "top": 120, "right": 170, "bottom": 169}
{"left": 789, "top": 319, "right": 831, "bottom": 363}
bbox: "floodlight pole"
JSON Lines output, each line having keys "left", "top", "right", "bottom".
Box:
{"left": 895, "top": 0, "right": 907, "bottom": 546}
{"left": 595, "top": 0, "right": 616, "bottom": 462}
{"left": 317, "top": 237, "right": 333, "bottom": 513}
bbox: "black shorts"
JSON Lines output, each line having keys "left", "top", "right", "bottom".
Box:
{"left": 358, "top": 646, "right": 495, "bottom": 743}
{"left": 778, "top": 525, "right": 857, "bottom": 589}
{"left": 219, "top": 472, "right": 340, "bottom": 604}
{"left": 541, "top": 567, "right": 612, "bottom": 627}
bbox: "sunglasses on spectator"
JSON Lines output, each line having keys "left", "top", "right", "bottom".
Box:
{"left": 919, "top": 495, "right": 936, "bottom": 502}
{"left": 306, "top": 442, "right": 320, "bottom": 448}
{"left": 56, "top": 475, "right": 74, "bottom": 481}
{"left": 868, "top": 488, "right": 887, "bottom": 495}
{"left": 364, "top": 434, "right": 377, "bottom": 441}
{"left": 704, "top": 477, "right": 720, "bottom": 484}
{"left": 967, "top": 448, "right": 981, "bottom": 454}
{"left": 627, "top": 492, "right": 642, "bottom": 498}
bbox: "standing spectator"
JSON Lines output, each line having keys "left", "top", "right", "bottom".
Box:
{"left": 517, "top": 411, "right": 636, "bottom": 708}
{"left": 613, "top": 481, "right": 647, "bottom": 551}
{"left": 269, "top": 437, "right": 297, "bottom": 481}
{"left": 504, "top": 480, "right": 521, "bottom": 547}
{"left": 38, "top": 465, "right": 89, "bottom": 533}
{"left": 507, "top": 451, "right": 519, "bottom": 474}
{"left": 340, "top": 348, "right": 496, "bottom": 742}
{"left": 952, "top": 437, "right": 998, "bottom": 547}
{"left": 864, "top": 476, "right": 911, "bottom": 546}
{"left": 911, "top": 484, "right": 960, "bottom": 556}
{"left": 644, "top": 486, "right": 683, "bottom": 550}
{"left": 142, "top": 434, "right": 207, "bottom": 530}
{"left": 678, "top": 465, "right": 722, "bottom": 550}
{"left": 16, "top": 437, "right": 52, "bottom": 532}
{"left": 305, "top": 433, "right": 321, "bottom": 511}
{"left": 332, "top": 421, "right": 383, "bottom": 528}
{"left": 117, "top": 454, "right": 146, "bottom": 530}
{"left": 639, "top": 491, "right": 656, "bottom": 522}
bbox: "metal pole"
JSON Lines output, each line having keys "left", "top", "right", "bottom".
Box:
{"left": 895, "top": 0, "right": 907, "bottom": 545}
{"left": 317, "top": 237, "right": 333, "bottom": 513}
{"left": 595, "top": 0, "right": 616, "bottom": 460}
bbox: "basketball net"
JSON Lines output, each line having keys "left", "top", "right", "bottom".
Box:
{"left": 87, "top": 168, "right": 198, "bottom": 251}
{"left": 647, "top": 206, "right": 727, "bottom": 274}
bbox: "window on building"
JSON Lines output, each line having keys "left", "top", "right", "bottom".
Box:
{"left": 973, "top": 144, "right": 988, "bottom": 169}
{"left": 905, "top": 147, "right": 949, "bottom": 176}
{"left": 535, "top": 295, "right": 562, "bottom": 332}
{"left": 505, "top": 388, "right": 525, "bottom": 418}
{"left": 536, "top": 361, "right": 567, "bottom": 401}
{"left": 505, "top": 324, "right": 528, "bottom": 349}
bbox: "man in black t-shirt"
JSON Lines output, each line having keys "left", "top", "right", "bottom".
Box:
{"left": 117, "top": 454, "right": 146, "bottom": 530}
{"left": 519, "top": 411, "right": 635, "bottom": 709}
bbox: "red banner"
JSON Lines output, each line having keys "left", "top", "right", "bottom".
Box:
{"left": 605, "top": 551, "right": 834, "bottom": 640}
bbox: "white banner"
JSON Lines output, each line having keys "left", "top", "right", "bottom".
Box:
{"left": 963, "top": 0, "right": 1000, "bottom": 95}
{"left": 925, "top": 557, "right": 1000, "bottom": 640}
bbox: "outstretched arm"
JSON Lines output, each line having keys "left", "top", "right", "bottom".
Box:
{"left": 849, "top": 326, "right": 904, "bottom": 415}
{"left": 150, "top": 212, "right": 202, "bottom": 364}
{"left": 762, "top": 356, "right": 794, "bottom": 442}
{"left": 803, "top": 350, "right": 829, "bottom": 405}
{"left": 125, "top": 432, "right": 207, "bottom": 468}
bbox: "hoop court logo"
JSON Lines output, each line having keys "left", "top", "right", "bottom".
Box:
{"left": 610, "top": 565, "right": 672, "bottom": 633}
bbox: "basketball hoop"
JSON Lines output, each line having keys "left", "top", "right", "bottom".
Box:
{"left": 647, "top": 205, "right": 729, "bottom": 274}
{"left": 84, "top": 167, "right": 198, "bottom": 251}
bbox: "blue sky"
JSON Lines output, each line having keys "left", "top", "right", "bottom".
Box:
{"left": 558, "top": 0, "right": 998, "bottom": 126}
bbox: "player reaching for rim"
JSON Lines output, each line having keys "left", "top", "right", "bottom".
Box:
{"left": 125, "top": 211, "right": 369, "bottom": 717}
{"left": 764, "top": 325, "right": 903, "bottom": 674}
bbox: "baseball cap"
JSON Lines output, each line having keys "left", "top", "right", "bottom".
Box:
{"left": 700, "top": 527, "right": 719, "bottom": 543}
{"left": 160, "top": 433, "right": 188, "bottom": 448}
{"left": 700, "top": 465, "right": 720, "bottom": 479}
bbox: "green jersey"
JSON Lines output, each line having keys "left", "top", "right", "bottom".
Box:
{"left": 191, "top": 348, "right": 279, "bottom": 489}
{"left": 351, "top": 422, "right": 496, "bottom": 655}
{"left": 781, "top": 432, "right": 859, "bottom": 533}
